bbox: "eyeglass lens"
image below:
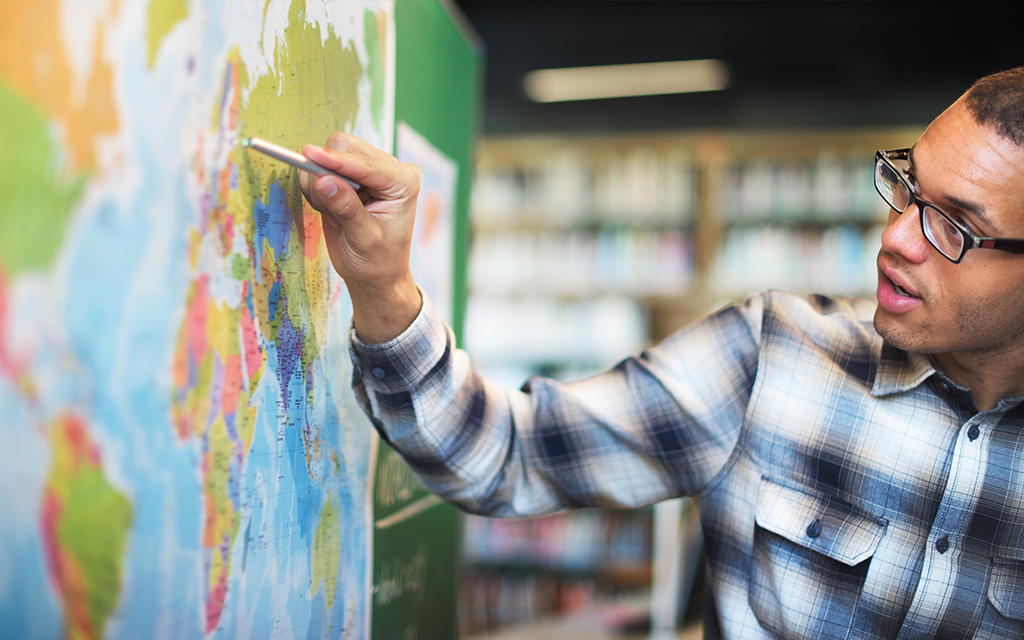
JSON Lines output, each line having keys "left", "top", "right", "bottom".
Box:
{"left": 921, "top": 208, "right": 965, "bottom": 259}
{"left": 875, "top": 155, "right": 965, "bottom": 261}
{"left": 875, "top": 160, "right": 911, "bottom": 211}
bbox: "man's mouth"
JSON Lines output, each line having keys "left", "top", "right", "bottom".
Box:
{"left": 876, "top": 253, "right": 924, "bottom": 313}
{"left": 877, "top": 254, "right": 920, "bottom": 300}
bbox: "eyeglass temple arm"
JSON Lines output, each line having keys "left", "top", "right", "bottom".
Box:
{"left": 979, "top": 239, "right": 1024, "bottom": 254}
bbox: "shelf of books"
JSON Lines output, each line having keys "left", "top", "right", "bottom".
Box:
{"left": 460, "top": 509, "right": 653, "bottom": 635}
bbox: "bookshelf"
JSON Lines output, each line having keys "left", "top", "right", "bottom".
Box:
{"left": 460, "top": 126, "right": 924, "bottom": 635}
{"left": 460, "top": 510, "right": 653, "bottom": 635}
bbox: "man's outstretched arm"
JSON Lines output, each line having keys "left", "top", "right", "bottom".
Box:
{"left": 299, "top": 131, "right": 756, "bottom": 517}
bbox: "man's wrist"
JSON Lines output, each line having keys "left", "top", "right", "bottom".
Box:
{"left": 348, "top": 274, "right": 422, "bottom": 344}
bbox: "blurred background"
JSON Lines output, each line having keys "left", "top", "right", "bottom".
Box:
{"left": 451, "top": 3, "right": 1024, "bottom": 638}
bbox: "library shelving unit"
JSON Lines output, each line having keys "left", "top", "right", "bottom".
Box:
{"left": 467, "top": 133, "right": 699, "bottom": 386}
{"left": 460, "top": 509, "right": 653, "bottom": 635}
{"left": 460, "top": 126, "right": 924, "bottom": 637}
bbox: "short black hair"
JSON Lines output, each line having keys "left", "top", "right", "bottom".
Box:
{"left": 965, "top": 67, "right": 1024, "bottom": 146}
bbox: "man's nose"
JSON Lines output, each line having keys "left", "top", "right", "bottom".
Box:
{"left": 880, "top": 204, "right": 930, "bottom": 263}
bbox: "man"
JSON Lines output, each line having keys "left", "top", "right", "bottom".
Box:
{"left": 299, "top": 67, "right": 1024, "bottom": 639}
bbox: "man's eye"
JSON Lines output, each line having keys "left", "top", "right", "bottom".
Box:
{"left": 954, "top": 216, "right": 978, "bottom": 235}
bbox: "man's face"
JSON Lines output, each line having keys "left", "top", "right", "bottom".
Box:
{"left": 874, "top": 99, "right": 1024, "bottom": 356}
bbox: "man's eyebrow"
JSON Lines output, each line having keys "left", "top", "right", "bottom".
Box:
{"left": 945, "top": 194, "right": 994, "bottom": 229}
{"left": 908, "top": 146, "right": 995, "bottom": 230}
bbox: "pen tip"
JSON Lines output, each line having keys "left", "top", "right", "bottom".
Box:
{"left": 242, "top": 138, "right": 252, "bottom": 148}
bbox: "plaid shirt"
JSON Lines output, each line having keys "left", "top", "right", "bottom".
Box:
{"left": 351, "top": 291, "right": 1024, "bottom": 640}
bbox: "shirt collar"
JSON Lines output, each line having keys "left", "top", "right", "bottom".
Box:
{"left": 870, "top": 342, "right": 1024, "bottom": 412}
{"left": 871, "top": 342, "right": 937, "bottom": 397}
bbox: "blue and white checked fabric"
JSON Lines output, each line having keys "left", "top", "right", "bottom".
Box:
{"left": 350, "top": 290, "right": 1024, "bottom": 640}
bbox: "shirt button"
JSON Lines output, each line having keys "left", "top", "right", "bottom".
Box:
{"left": 935, "top": 535, "right": 950, "bottom": 554}
{"left": 372, "top": 367, "right": 387, "bottom": 379}
{"left": 806, "top": 520, "right": 821, "bottom": 539}
{"left": 967, "top": 425, "right": 980, "bottom": 441}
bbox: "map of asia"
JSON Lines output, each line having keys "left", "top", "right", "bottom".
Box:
{"left": 0, "top": 1, "right": 394, "bottom": 637}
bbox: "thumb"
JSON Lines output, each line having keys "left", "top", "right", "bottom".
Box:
{"left": 314, "top": 175, "right": 341, "bottom": 200}
{"left": 310, "top": 174, "right": 384, "bottom": 257}
{"left": 312, "top": 174, "right": 366, "bottom": 228}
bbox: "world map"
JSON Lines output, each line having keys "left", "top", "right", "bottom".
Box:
{"left": 0, "top": 1, "right": 393, "bottom": 637}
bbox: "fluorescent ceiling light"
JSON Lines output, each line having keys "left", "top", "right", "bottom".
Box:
{"left": 523, "top": 58, "right": 729, "bottom": 103}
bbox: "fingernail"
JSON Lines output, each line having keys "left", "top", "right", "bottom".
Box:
{"left": 316, "top": 180, "right": 338, "bottom": 198}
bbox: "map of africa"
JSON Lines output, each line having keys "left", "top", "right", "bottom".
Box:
{"left": 0, "top": 1, "right": 393, "bottom": 637}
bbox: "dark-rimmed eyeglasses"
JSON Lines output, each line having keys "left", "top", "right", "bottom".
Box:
{"left": 874, "top": 148, "right": 1024, "bottom": 263}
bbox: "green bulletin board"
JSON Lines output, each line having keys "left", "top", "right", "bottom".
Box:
{"left": 372, "top": 1, "right": 483, "bottom": 639}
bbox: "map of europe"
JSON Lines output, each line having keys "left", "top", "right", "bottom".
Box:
{"left": 0, "top": 1, "right": 393, "bottom": 637}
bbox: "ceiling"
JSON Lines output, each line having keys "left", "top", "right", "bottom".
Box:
{"left": 452, "top": 1, "right": 1024, "bottom": 135}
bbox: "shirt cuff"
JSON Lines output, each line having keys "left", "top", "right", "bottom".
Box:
{"left": 348, "top": 289, "right": 452, "bottom": 394}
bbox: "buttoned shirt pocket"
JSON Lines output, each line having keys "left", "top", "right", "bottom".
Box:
{"left": 749, "top": 476, "right": 888, "bottom": 639}
{"left": 973, "top": 556, "right": 1024, "bottom": 638}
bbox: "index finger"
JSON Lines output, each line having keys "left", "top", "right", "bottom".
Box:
{"left": 302, "top": 143, "right": 417, "bottom": 202}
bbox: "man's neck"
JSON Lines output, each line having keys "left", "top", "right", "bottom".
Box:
{"left": 933, "top": 350, "right": 1024, "bottom": 412}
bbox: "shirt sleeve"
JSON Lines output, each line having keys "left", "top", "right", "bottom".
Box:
{"left": 350, "top": 291, "right": 764, "bottom": 517}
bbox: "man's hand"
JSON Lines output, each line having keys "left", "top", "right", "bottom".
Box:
{"left": 298, "top": 132, "right": 423, "bottom": 344}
